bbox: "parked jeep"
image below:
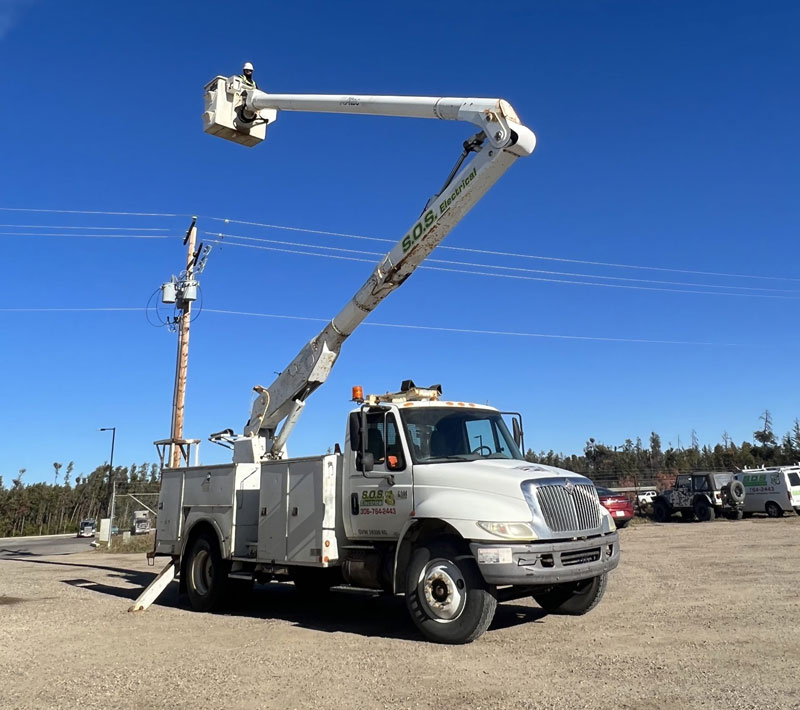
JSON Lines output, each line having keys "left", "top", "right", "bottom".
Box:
{"left": 652, "top": 472, "right": 745, "bottom": 522}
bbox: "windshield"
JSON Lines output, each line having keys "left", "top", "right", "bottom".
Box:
{"left": 399, "top": 408, "right": 523, "bottom": 463}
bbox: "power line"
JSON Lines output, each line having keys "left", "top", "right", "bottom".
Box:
{"left": 204, "top": 239, "right": 800, "bottom": 300}
{"left": 205, "top": 231, "right": 800, "bottom": 295}
{"left": 0, "top": 207, "right": 186, "bottom": 217}
{"left": 0, "top": 224, "right": 170, "bottom": 231}
{"left": 5, "top": 207, "right": 796, "bottom": 283}
{"left": 203, "top": 309, "right": 751, "bottom": 347}
{"left": 0, "top": 231, "right": 172, "bottom": 239}
{"left": 0, "top": 306, "right": 753, "bottom": 347}
{"left": 202, "top": 214, "right": 800, "bottom": 283}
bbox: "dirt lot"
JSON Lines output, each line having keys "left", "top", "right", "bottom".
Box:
{"left": 1, "top": 517, "right": 799, "bottom": 710}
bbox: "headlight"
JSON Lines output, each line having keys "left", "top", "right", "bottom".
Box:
{"left": 601, "top": 508, "right": 617, "bottom": 531}
{"left": 477, "top": 521, "right": 537, "bottom": 540}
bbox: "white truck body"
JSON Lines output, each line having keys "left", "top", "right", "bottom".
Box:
{"left": 736, "top": 467, "right": 800, "bottom": 516}
{"left": 156, "top": 401, "right": 619, "bottom": 596}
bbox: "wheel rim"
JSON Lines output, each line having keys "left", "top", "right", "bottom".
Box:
{"left": 192, "top": 549, "right": 213, "bottom": 596}
{"left": 418, "top": 558, "right": 467, "bottom": 622}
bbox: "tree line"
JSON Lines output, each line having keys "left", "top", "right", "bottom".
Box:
{"left": 0, "top": 462, "right": 161, "bottom": 538}
{"left": 3, "top": 412, "right": 798, "bottom": 536}
{"left": 525, "top": 410, "right": 800, "bottom": 488}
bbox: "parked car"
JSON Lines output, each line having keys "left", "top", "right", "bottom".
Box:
{"left": 736, "top": 467, "right": 800, "bottom": 517}
{"left": 595, "top": 487, "right": 635, "bottom": 528}
{"left": 652, "top": 472, "right": 745, "bottom": 522}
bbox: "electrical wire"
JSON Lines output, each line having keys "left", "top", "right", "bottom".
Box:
{"left": 0, "top": 207, "right": 187, "bottom": 217}
{"left": 0, "top": 231, "right": 172, "bottom": 239}
{"left": 202, "top": 214, "right": 800, "bottom": 283}
{"left": 202, "top": 309, "right": 751, "bottom": 347}
{"left": 0, "top": 224, "right": 170, "bottom": 231}
{"left": 204, "top": 239, "right": 800, "bottom": 300}
{"left": 0, "top": 306, "right": 753, "bottom": 347}
{"left": 204, "top": 231, "right": 800, "bottom": 295}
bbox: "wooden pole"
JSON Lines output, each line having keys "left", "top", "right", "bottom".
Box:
{"left": 169, "top": 221, "right": 197, "bottom": 468}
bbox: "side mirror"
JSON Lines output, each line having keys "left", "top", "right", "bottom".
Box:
{"left": 357, "top": 451, "right": 375, "bottom": 473}
{"left": 512, "top": 417, "right": 523, "bottom": 449}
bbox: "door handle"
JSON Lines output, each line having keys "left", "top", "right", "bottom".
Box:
{"left": 351, "top": 493, "right": 359, "bottom": 515}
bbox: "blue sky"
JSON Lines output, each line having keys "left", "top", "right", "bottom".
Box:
{"left": 1, "top": 1, "right": 798, "bottom": 484}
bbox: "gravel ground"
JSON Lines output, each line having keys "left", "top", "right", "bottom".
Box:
{"left": 1, "top": 516, "right": 799, "bottom": 710}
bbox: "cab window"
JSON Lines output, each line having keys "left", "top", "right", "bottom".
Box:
{"left": 365, "top": 411, "right": 405, "bottom": 470}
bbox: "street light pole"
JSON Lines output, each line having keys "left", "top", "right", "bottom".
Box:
{"left": 100, "top": 427, "right": 116, "bottom": 547}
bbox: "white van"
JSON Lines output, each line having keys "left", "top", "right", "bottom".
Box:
{"left": 736, "top": 466, "right": 800, "bottom": 517}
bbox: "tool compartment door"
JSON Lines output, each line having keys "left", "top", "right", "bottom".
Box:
{"left": 156, "top": 471, "right": 184, "bottom": 550}
{"left": 287, "top": 459, "right": 327, "bottom": 564}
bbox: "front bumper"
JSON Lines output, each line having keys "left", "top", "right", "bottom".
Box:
{"left": 469, "top": 532, "right": 620, "bottom": 586}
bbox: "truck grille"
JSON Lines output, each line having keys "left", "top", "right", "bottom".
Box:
{"left": 536, "top": 483, "right": 600, "bottom": 533}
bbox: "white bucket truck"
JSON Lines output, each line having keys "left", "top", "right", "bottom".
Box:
{"left": 136, "top": 79, "right": 620, "bottom": 643}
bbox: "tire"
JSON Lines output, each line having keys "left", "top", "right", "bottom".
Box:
{"left": 653, "top": 499, "right": 671, "bottom": 523}
{"left": 616, "top": 519, "right": 630, "bottom": 529}
{"left": 405, "top": 541, "right": 497, "bottom": 644}
{"left": 724, "top": 480, "right": 746, "bottom": 504}
{"left": 533, "top": 573, "right": 608, "bottom": 616}
{"left": 727, "top": 509, "right": 744, "bottom": 521}
{"left": 694, "top": 499, "right": 716, "bottom": 522}
{"left": 184, "top": 532, "right": 230, "bottom": 612}
{"left": 765, "top": 501, "right": 783, "bottom": 518}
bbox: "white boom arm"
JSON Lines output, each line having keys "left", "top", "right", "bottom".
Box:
{"left": 203, "top": 80, "right": 536, "bottom": 461}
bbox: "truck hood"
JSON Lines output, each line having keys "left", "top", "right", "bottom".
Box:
{"left": 410, "top": 458, "right": 610, "bottom": 542}
{"left": 413, "top": 459, "right": 591, "bottom": 502}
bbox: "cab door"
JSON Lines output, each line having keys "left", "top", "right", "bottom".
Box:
{"left": 348, "top": 408, "right": 413, "bottom": 540}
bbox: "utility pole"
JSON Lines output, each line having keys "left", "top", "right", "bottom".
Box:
{"left": 100, "top": 427, "right": 116, "bottom": 546}
{"left": 170, "top": 219, "right": 197, "bottom": 468}
{"left": 155, "top": 217, "right": 210, "bottom": 469}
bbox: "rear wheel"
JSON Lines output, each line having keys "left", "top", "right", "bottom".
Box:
{"left": 405, "top": 541, "right": 497, "bottom": 644}
{"left": 184, "top": 532, "right": 229, "bottom": 612}
{"left": 765, "top": 501, "right": 783, "bottom": 518}
{"left": 694, "top": 499, "right": 716, "bottom": 522}
{"left": 653, "top": 499, "right": 671, "bottom": 522}
{"left": 533, "top": 573, "right": 607, "bottom": 615}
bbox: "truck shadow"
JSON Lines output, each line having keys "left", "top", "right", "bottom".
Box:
{"left": 58, "top": 572, "right": 547, "bottom": 641}
{"left": 204, "top": 583, "right": 548, "bottom": 640}
{"left": 6, "top": 555, "right": 548, "bottom": 640}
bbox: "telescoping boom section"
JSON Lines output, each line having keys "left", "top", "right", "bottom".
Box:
{"left": 202, "top": 79, "right": 536, "bottom": 460}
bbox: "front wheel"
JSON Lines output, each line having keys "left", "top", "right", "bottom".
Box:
{"left": 405, "top": 542, "right": 497, "bottom": 644}
{"left": 533, "top": 573, "right": 607, "bottom": 615}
